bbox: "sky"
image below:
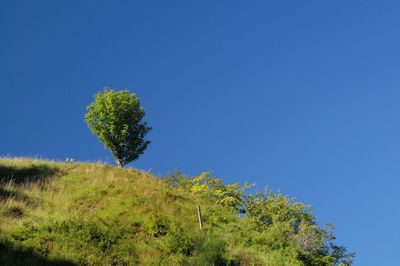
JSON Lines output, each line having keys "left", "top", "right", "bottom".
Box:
{"left": 1, "top": 0, "right": 399, "bottom": 264}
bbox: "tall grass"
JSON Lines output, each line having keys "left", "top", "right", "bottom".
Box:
{"left": 0, "top": 158, "right": 353, "bottom": 266}
{"left": 0, "top": 158, "right": 245, "bottom": 265}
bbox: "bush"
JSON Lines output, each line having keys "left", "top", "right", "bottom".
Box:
{"left": 164, "top": 224, "right": 194, "bottom": 256}
{"left": 10, "top": 220, "right": 137, "bottom": 265}
{"left": 146, "top": 215, "right": 170, "bottom": 237}
{"left": 190, "top": 233, "right": 228, "bottom": 266}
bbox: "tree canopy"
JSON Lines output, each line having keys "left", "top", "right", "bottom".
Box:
{"left": 85, "top": 88, "right": 151, "bottom": 167}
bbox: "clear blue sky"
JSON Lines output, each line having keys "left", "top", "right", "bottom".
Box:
{"left": 1, "top": 1, "right": 399, "bottom": 264}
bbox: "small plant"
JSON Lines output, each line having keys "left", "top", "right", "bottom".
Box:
{"left": 146, "top": 215, "right": 170, "bottom": 237}
{"left": 164, "top": 224, "right": 195, "bottom": 256}
{"left": 191, "top": 233, "right": 229, "bottom": 265}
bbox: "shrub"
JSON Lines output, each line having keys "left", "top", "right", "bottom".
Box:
{"left": 190, "top": 233, "right": 228, "bottom": 266}
{"left": 146, "top": 215, "right": 170, "bottom": 237}
{"left": 164, "top": 224, "right": 194, "bottom": 256}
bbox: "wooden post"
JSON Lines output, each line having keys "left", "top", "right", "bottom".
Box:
{"left": 197, "top": 205, "right": 203, "bottom": 230}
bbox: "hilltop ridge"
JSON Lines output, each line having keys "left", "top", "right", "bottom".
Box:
{"left": 0, "top": 158, "right": 353, "bottom": 265}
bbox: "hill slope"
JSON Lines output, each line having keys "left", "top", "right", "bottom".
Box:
{"left": 0, "top": 158, "right": 353, "bottom": 265}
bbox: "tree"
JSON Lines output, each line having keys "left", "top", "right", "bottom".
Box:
{"left": 85, "top": 88, "right": 151, "bottom": 168}
{"left": 189, "top": 173, "right": 355, "bottom": 266}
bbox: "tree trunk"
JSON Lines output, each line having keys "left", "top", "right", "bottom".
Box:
{"left": 115, "top": 158, "right": 123, "bottom": 168}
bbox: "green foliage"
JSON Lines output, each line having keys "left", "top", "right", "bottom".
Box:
{"left": 0, "top": 160, "right": 61, "bottom": 184}
{"left": 0, "top": 158, "right": 354, "bottom": 265}
{"left": 191, "top": 172, "right": 251, "bottom": 211}
{"left": 243, "top": 191, "right": 354, "bottom": 265}
{"left": 190, "top": 233, "right": 230, "bottom": 266}
{"left": 189, "top": 172, "right": 354, "bottom": 266}
{"left": 244, "top": 190, "right": 314, "bottom": 229}
{"left": 146, "top": 214, "right": 170, "bottom": 237}
{"left": 163, "top": 224, "right": 195, "bottom": 256}
{"left": 165, "top": 172, "right": 193, "bottom": 189}
{"left": 85, "top": 88, "right": 151, "bottom": 167}
{"left": 9, "top": 219, "right": 137, "bottom": 265}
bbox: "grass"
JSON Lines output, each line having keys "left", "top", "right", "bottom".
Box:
{"left": 0, "top": 158, "right": 243, "bottom": 265}
{"left": 0, "top": 158, "right": 353, "bottom": 266}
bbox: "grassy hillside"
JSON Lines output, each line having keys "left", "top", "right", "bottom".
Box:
{"left": 0, "top": 158, "right": 353, "bottom": 266}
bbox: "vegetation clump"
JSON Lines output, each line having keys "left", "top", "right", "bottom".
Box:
{"left": 0, "top": 158, "right": 354, "bottom": 265}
